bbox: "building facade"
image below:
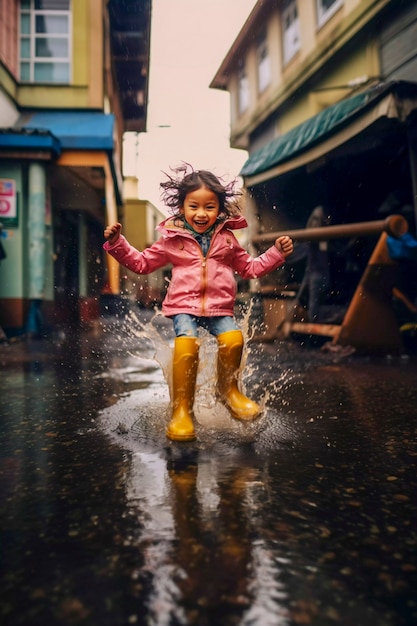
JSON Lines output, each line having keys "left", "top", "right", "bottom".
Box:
{"left": 211, "top": 0, "right": 417, "bottom": 350}
{"left": 0, "top": 0, "right": 151, "bottom": 337}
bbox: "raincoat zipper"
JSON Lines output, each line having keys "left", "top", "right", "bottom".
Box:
{"left": 186, "top": 227, "right": 219, "bottom": 316}
{"left": 201, "top": 256, "right": 207, "bottom": 315}
{"left": 198, "top": 233, "right": 216, "bottom": 316}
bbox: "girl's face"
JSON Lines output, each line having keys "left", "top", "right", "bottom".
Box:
{"left": 180, "top": 186, "right": 220, "bottom": 234}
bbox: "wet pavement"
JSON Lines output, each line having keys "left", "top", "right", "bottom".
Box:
{"left": 1, "top": 309, "right": 417, "bottom": 626}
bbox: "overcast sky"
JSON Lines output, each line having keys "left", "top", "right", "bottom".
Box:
{"left": 124, "top": 0, "right": 257, "bottom": 212}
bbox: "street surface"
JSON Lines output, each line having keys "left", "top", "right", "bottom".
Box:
{"left": 1, "top": 309, "right": 416, "bottom": 626}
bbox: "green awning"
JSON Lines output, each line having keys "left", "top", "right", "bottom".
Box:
{"left": 241, "top": 81, "right": 417, "bottom": 184}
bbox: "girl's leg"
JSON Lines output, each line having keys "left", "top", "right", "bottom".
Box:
{"left": 172, "top": 314, "right": 199, "bottom": 337}
{"left": 203, "top": 315, "right": 239, "bottom": 336}
{"left": 206, "top": 317, "right": 260, "bottom": 421}
{"left": 167, "top": 315, "right": 199, "bottom": 441}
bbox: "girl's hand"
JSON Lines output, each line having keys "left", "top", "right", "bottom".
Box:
{"left": 275, "top": 235, "right": 294, "bottom": 258}
{"left": 104, "top": 222, "right": 122, "bottom": 245}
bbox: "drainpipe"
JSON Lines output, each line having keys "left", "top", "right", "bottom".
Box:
{"left": 26, "top": 162, "right": 46, "bottom": 337}
{"left": 104, "top": 165, "right": 120, "bottom": 294}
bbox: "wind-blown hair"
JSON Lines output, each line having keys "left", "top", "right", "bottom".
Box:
{"left": 160, "top": 163, "right": 241, "bottom": 220}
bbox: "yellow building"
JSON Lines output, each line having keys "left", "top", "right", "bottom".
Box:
{"left": 122, "top": 177, "right": 166, "bottom": 307}
{"left": 0, "top": 0, "right": 151, "bottom": 337}
{"left": 211, "top": 0, "right": 417, "bottom": 352}
{"left": 212, "top": 0, "right": 417, "bottom": 229}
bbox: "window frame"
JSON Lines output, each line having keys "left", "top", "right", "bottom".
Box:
{"left": 316, "top": 0, "right": 343, "bottom": 28}
{"left": 281, "top": 0, "right": 300, "bottom": 66}
{"left": 19, "top": 0, "right": 72, "bottom": 84}
{"left": 238, "top": 62, "right": 250, "bottom": 114}
{"left": 256, "top": 28, "right": 271, "bottom": 94}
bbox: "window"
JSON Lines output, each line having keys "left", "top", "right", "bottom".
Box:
{"left": 282, "top": 0, "right": 300, "bottom": 65}
{"left": 19, "top": 0, "right": 71, "bottom": 83}
{"left": 257, "top": 30, "right": 271, "bottom": 93}
{"left": 238, "top": 63, "right": 249, "bottom": 114}
{"left": 316, "top": 0, "right": 343, "bottom": 27}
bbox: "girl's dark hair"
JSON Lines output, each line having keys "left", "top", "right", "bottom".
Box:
{"left": 160, "top": 163, "right": 241, "bottom": 220}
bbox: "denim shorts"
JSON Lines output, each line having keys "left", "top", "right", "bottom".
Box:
{"left": 172, "top": 314, "right": 239, "bottom": 338}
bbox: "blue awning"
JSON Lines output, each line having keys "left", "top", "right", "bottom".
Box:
{"left": 19, "top": 111, "right": 115, "bottom": 151}
{"left": 0, "top": 111, "right": 115, "bottom": 154}
{"left": 0, "top": 128, "right": 61, "bottom": 155}
{"left": 241, "top": 81, "right": 417, "bottom": 183}
{"left": 0, "top": 111, "right": 122, "bottom": 205}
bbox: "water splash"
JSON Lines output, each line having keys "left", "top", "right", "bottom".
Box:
{"left": 98, "top": 305, "right": 298, "bottom": 453}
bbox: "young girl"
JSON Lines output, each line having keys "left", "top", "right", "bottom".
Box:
{"left": 104, "top": 165, "right": 293, "bottom": 442}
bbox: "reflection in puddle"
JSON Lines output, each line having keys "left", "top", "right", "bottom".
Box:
{"left": 3, "top": 311, "right": 417, "bottom": 624}
{"left": 96, "top": 312, "right": 417, "bottom": 625}
{"left": 97, "top": 311, "right": 299, "bottom": 625}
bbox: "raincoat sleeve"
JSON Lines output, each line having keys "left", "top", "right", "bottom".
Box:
{"left": 230, "top": 238, "right": 286, "bottom": 279}
{"left": 103, "top": 235, "right": 169, "bottom": 275}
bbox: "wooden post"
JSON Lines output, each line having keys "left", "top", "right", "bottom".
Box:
{"left": 336, "top": 232, "right": 402, "bottom": 354}
{"left": 253, "top": 215, "right": 409, "bottom": 354}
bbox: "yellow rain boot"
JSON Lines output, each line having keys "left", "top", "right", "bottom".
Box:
{"left": 166, "top": 337, "right": 199, "bottom": 441}
{"left": 217, "top": 330, "right": 260, "bottom": 421}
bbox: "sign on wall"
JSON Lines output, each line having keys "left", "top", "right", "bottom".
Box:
{"left": 0, "top": 179, "right": 18, "bottom": 227}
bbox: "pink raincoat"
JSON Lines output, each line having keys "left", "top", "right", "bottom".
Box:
{"left": 103, "top": 215, "right": 286, "bottom": 318}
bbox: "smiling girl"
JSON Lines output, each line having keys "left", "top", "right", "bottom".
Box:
{"left": 104, "top": 165, "right": 293, "bottom": 442}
